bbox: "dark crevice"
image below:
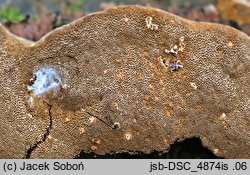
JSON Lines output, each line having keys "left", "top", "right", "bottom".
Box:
{"left": 24, "top": 104, "right": 53, "bottom": 159}
{"left": 37, "top": 55, "right": 80, "bottom": 75}
{"left": 86, "top": 111, "right": 113, "bottom": 129}
{"left": 74, "top": 137, "right": 223, "bottom": 159}
{"left": 65, "top": 54, "right": 80, "bottom": 75}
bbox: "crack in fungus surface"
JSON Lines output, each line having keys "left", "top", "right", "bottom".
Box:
{"left": 24, "top": 104, "right": 53, "bottom": 159}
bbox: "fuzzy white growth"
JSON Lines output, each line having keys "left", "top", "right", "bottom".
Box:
{"left": 151, "top": 24, "right": 158, "bottom": 30}
{"left": 146, "top": 16, "right": 158, "bottom": 31}
{"left": 179, "top": 36, "right": 185, "bottom": 43}
{"left": 28, "top": 68, "right": 62, "bottom": 96}
{"left": 165, "top": 44, "right": 179, "bottom": 55}
{"left": 146, "top": 16, "right": 152, "bottom": 28}
{"left": 28, "top": 96, "right": 34, "bottom": 107}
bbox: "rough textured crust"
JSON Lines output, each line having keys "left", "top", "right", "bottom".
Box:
{"left": 0, "top": 5, "right": 249, "bottom": 158}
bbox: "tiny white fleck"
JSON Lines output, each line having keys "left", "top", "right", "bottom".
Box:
{"left": 28, "top": 96, "right": 34, "bottom": 107}
{"left": 89, "top": 117, "right": 96, "bottom": 123}
{"left": 151, "top": 24, "right": 158, "bottom": 31}
{"left": 79, "top": 127, "right": 85, "bottom": 134}
{"left": 190, "top": 82, "right": 197, "bottom": 90}
{"left": 146, "top": 16, "right": 152, "bottom": 29}
{"left": 179, "top": 36, "right": 185, "bottom": 43}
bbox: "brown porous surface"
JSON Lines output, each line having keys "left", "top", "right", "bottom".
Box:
{"left": 0, "top": 5, "right": 249, "bottom": 159}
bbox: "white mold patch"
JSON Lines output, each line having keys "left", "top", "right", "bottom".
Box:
{"left": 28, "top": 67, "right": 62, "bottom": 97}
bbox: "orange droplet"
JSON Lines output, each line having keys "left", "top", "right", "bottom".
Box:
{"left": 144, "top": 94, "right": 150, "bottom": 101}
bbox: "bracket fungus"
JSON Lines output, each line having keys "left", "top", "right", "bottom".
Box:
{"left": 0, "top": 6, "right": 249, "bottom": 158}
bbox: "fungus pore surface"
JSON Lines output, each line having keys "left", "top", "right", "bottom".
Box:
{"left": 0, "top": 6, "right": 249, "bottom": 158}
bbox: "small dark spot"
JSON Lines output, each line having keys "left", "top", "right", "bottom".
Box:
{"left": 162, "top": 60, "right": 183, "bottom": 71}
{"left": 171, "top": 61, "right": 183, "bottom": 71}
{"left": 85, "top": 59, "right": 90, "bottom": 64}
{"left": 171, "top": 63, "right": 178, "bottom": 71}
{"left": 29, "top": 74, "right": 37, "bottom": 86}
{"left": 229, "top": 20, "right": 240, "bottom": 30}
{"left": 162, "top": 59, "right": 167, "bottom": 66}
{"left": 111, "top": 122, "right": 121, "bottom": 130}
{"left": 99, "top": 94, "right": 104, "bottom": 101}
{"left": 229, "top": 72, "right": 237, "bottom": 79}
{"left": 54, "top": 78, "right": 59, "bottom": 83}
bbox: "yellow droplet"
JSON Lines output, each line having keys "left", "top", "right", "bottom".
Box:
{"left": 124, "top": 133, "right": 132, "bottom": 140}
{"left": 219, "top": 113, "right": 226, "bottom": 120}
{"left": 159, "top": 79, "right": 164, "bottom": 86}
{"left": 89, "top": 117, "right": 96, "bottom": 123}
{"left": 103, "top": 69, "right": 108, "bottom": 74}
{"left": 124, "top": 17, "right": 129, "bottom": 22}
{"left": 79, "top": 127, "right": 85, "bottom": 134}
{"left": 149, "top": 84, "right": 154, "bottom": 90}
{"left": 91, "top": 145, "right": 98, "bottom": 151}
{"left": 227, "top": 41, "right": 233, "bottom": 47}
{"left": 144, "top": 94, "right": 150, "bottom": 101}
{"left": 116, "top": 72, "right": 124, "bottom": 79}
{"left": 213, "top": 148, "right": 219, "bottom": 154}
{"left": 92, "top": 138, "right": 101, "bottom": 145}
{"left": 154, "top": 96, "right": 159, "bottom": 101}
{"left": 115, "top": 58, "right": 122, "bottom": 63}
{"left": 132, "top": 118, "right": 137, "bottom": 123}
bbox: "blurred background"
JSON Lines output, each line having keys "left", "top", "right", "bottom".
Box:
{"left": 0, "top": 0, "right": 249, "bottom": 41}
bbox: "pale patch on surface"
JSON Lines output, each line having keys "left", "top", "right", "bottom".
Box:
{"left": 27, "top": 67, "right": 62, "bottom": 96}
